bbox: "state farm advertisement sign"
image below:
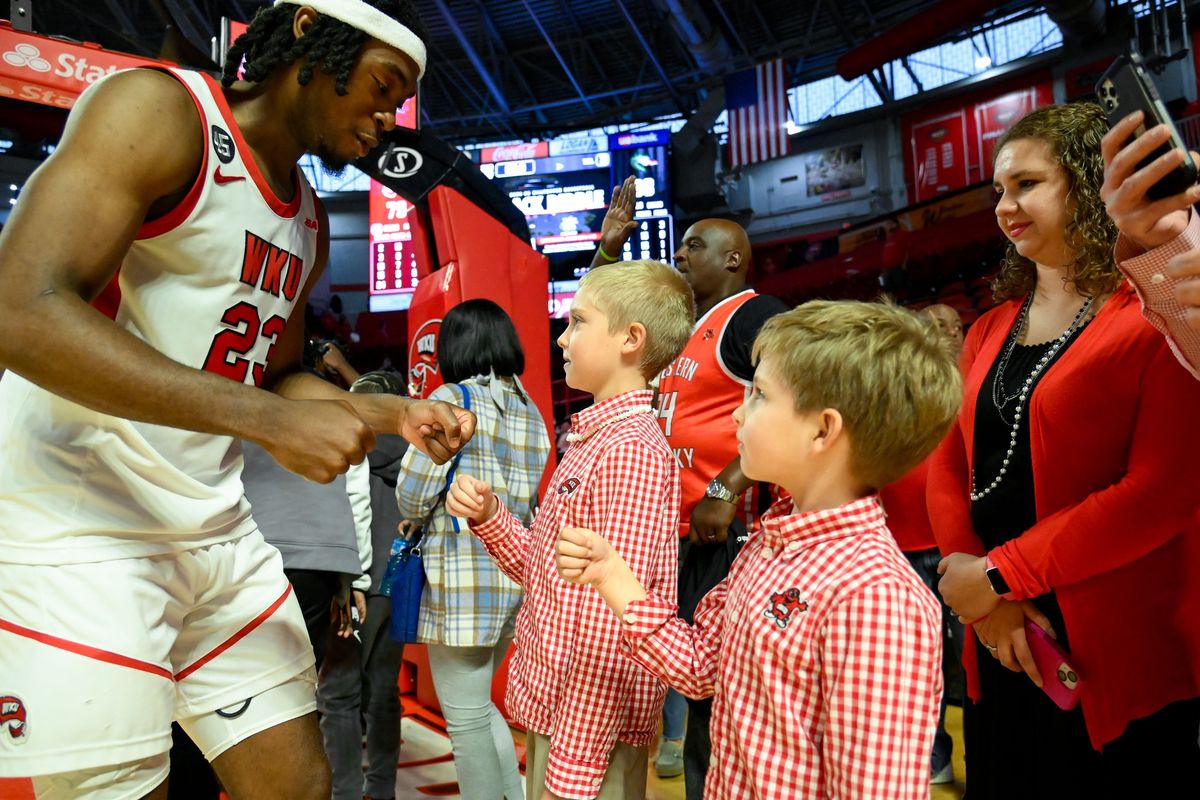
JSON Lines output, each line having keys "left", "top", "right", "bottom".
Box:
{"left": 0, "top": 25, "right": 166, "bottom": 109}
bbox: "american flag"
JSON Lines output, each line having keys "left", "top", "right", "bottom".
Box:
{"left": 725, "top": 59, "right": 790, "bottom": 168}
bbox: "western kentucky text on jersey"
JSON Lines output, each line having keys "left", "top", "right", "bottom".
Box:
{"left": 240, "top": 231, "right": 305, "bottom": 301}
{"left": 659, "top": 355, "right": 699, "bottom": 382}
{"left": 672, "top": 447, "right": 695, "bottom": 469}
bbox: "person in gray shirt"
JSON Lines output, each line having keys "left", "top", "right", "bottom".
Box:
{"left": 316, "top": 370, "right": 411, "bottom": 800}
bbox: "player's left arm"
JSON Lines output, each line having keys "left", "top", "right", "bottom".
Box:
{"left": 262, "top": 203, "right": 475, "bottom": 464}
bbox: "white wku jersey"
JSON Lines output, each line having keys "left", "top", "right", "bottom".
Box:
{"left": 0, "top": 68, "right": 321, "bottom": 565}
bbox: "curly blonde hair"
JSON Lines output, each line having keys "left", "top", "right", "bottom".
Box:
{"left": 991, "top": 102, "right": 1120, "bottom": 302}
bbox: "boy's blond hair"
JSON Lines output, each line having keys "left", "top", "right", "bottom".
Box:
{"left": 578, "top": 260, "right": 695, "bottom": 378}
{"left": 753, "top": 300, "right": 962, "bottom": 489}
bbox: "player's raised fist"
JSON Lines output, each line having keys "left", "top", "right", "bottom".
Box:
{"left": 260, "top": 399, "right": 374, "bottom": 483}
{"left": 401, "top": 398, "right": 476, "bottom": 464}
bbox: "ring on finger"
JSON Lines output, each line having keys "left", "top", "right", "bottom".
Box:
{"left": 983, "top": 642, "right": 998, "bottom": 652}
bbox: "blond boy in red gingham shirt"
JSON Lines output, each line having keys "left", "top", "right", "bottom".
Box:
{"left": 556, "top": 301, "right": 963, "bottom": 799}
{"left": 447, "top": 261, "right": 694, "bottom": 800}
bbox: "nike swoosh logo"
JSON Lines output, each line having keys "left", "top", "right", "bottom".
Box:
{"left": 213, "top": 166, "right": 245, "bottom": 185}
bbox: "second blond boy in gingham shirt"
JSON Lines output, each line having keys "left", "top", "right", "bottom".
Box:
{"left": 556, "top": 301, "right": 963, "bottom": 799}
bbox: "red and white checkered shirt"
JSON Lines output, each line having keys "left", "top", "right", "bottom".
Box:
{"left": 471, "top": 389, "right": 679, "bottom": 800}
{"left": 1116, "top": 211, "right": 1200, "bottom": 380}
{"left": 621, "top": 495, "right": 942, "bottom": 800}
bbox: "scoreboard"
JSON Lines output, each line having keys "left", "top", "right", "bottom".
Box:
{"left": 480, "top": 129, "right": 675, "bottom": 281}
{"left": 367, "top": 96, "right": 420, "bottom": 312}
{"left": 364, "top": 118, "right": 676, "bottom": 316}
{"left": 368, "top": 183, "right": 420, "bottom": 304}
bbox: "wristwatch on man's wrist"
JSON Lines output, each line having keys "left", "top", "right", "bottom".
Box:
{"left": 985, "top": 556, "right": 1014, "bottom": 599}
{"left": 705, "top": 478, "right": 739, "bottom": 504}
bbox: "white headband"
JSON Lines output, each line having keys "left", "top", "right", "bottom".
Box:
{"left": 273, "top": 0, "right": 426, "bottom": 79}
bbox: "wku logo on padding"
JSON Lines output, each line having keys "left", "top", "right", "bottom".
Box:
{"left": 1, "top": 695, "right": 28, "bottom": 744}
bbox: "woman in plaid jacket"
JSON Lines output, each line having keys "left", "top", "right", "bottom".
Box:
{"left": 396, "top": 299, "right": 552, "bottom": 800}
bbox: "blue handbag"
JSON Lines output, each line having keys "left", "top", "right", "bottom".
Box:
{"left": 386, "top": 384, "right": 470, "bottom": 643}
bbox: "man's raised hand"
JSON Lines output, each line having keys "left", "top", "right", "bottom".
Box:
{"left": 598, "top": 175, "right": 640, "bottom": 258}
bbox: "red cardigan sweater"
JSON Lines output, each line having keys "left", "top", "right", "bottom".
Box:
{"left": 927, "top": 285, "right": 1200, "bottom": 749}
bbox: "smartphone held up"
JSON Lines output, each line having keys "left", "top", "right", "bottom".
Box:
{"left": 1096, "top": 52, "right": 1198, "bottom": 201}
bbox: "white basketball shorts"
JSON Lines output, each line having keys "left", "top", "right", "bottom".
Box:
{"left": 0, "top": 530, "right": 316, "bottom": 778}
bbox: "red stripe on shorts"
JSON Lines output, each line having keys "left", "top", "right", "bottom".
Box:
{"left": 174, "top": 584, "right": 293, "bottom": 681}
{"left": 0, "top": 617, "right": 174, "bottom": 680}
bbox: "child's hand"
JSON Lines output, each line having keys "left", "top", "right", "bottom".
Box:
{"left": 446, "top": 474, "right": 497, "bottom": 524}
{"left": 557, "top": 527, "right": 647, "bottom": 616}
{"left": 556, "top": 526, "right": 619, "bottom": 586}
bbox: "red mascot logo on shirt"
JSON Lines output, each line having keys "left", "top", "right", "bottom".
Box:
{"left": 1, "top": 695, "right": 28, "bottom": 745}
{"left": 407, "top": 318, "right": 441, "bottom": 398}
{"left": 763, "top": 588, "right": 808, "bottom": 630}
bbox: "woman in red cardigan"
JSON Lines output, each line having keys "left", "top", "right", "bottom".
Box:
{"left": 929, "top": 102, "right": 1200, "bottom": 798}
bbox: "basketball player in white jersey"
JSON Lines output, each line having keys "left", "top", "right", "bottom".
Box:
{"left": 0, "top": 3, "right": 469, "bottom": 798}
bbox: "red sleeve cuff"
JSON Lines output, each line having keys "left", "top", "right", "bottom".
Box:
{"left": 469, "top": 503, "right": 513, "bottom": 543}
{"left": 621, "top": 596, "right": 677, "bottom": 641}
{"left": 1117, "top": 220, "right": 1196, "bottom": 290}
{"left": 543, "top": 745, "right": 611, "bottom": 799}
{"left": 1114, "top": 209, "right": 1198, "bottom": 266}
{"left": 1116, "top": 214, "right": 1200, "bottom": 381}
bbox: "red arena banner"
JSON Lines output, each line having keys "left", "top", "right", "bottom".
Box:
{"left": 910, "top": 109, "right": 969, "bottom": 203}
{"left": 976, "top": 88, "right": 1039, "bottom": 177}
{"left": 0, "top": 22, "right": 166, "bottom": 109}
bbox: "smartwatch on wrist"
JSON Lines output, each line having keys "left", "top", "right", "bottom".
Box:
{"left": 705, "top": 478, "right": 739, "bottom": 504}
{"left": 985, "top": 556, "right": 1014, "bottom": 599}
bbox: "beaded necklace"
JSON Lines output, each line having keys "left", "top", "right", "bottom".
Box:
{"left": 970, "top": 294, "right": 1094, "bottom": 502}
{"left": 990, "top": 293, "right": 1094, "bottom": 424}
{"left": 564, "top": 405, "right": 655, "bottom": 445}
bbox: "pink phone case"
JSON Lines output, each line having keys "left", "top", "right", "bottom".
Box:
{"left": 1025, "top": 621, "right": 1083, "bottom": 711}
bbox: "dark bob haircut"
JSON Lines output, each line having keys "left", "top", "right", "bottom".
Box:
{"left": 438, "top": 299, "right": 525, "bottom": 383}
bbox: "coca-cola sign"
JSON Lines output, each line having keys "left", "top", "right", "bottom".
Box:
{"left": 480, "top": 141, "right": 549, "bottom": 164}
